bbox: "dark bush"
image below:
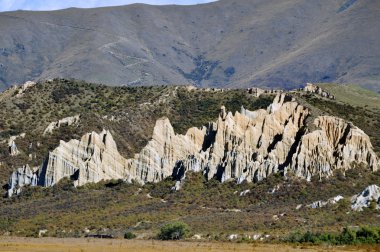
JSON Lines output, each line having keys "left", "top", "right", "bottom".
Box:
{"left": 158, "top": 221, "right": 189, "bottom": 240}
{"left": 124, "top": 232, "right": 137, "bottom": 239}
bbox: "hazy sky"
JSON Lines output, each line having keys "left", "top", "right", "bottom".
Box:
{"left": 0, "top": 0, "right": 216, "bottom": 12}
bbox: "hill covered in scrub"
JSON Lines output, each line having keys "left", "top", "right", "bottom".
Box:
{"left": 0, "top": 0, "right": 380, "bottom": 92}
{"left": 0, "top": 79, "right": 380, "bottom": 239}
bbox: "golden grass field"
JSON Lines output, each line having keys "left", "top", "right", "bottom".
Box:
{"left": 0, "top": 238, "right": 379, "bottom": 252}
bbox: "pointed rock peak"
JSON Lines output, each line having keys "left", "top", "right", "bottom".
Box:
{"left": 240, "top": 106, "right": 267, "bottom": 120}
{"left": 101, "top": 129, "right": 117, "bottom": 149}
{"left": 267, "top": 93, "right": 294, "bottom": 113}
{"left": 152, "top": 117, "right": 175, "bottom": 139}
{"left": 220, "top": 106, "right": 227, "bottom": 120}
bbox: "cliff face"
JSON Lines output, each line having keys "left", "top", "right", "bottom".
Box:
{"left": 40, "top": 129, "right": 129, "bottom": 187}
{"left": 7, "top": 94, "right": 379, "bottom": 196}
{"left": 7, "top": 165, "right": 38, "bottom": 197}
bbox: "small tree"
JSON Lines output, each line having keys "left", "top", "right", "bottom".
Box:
{"left": 158, "top": 221, "right": 189, "bottom": 240}
{"left": 124, "top": 232, "right": 137, "bottom": 239}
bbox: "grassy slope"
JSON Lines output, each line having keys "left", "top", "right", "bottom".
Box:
{"left": 0, "top": 80, "right": 379, "bottom": 239}
{"left": 319, "top": 83, "right": 380, "bottom": 109}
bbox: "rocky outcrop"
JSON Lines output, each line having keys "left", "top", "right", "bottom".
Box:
{"left": 6, "top": 93, "right": 379, "bottom": 195}
{"left": 39, "top": 129, "right": 129, "bottom": 187}
{"left": 14, "top": 81, "right": 36, "bottom": 98}
{"left": 302, "top": 83, "right": 335, "bottom": 99}
{"left": 43, "top": 115, "right": 80, "bottom": 135}
{"left": 129, "top": 117, "right": 206, "bottom": 184}
{"left": 307, "top": 195, "right": 344, "bottom": 208}
{"left": 7, "top": 165, "right": 39, "bottom": 197}
{"left": 247, "top": 87, "right": 283, "bottom": 97}
{"left": 290, "top": 116, "right": 379, "bottom": 180}
{"left": 8, "top": 138, "right": 19, "bottom": 156}
{"left": 351, "top": 185, "right": 380, "bottom": 211}
{"left": 7, "top": 133, "right": 25, "bottom": 156}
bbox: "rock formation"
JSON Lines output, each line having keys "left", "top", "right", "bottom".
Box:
{"left": 307, "top": 195, "right": 344, "bottom": 208}
{"left": 305, "top": 185, "right": 380, "bottom": 211}
{"left": 43, "top": 115, "right": 80, "bottom": 135}
{"left": 40, "top": 129, "right": 129, "bottom": 187}
{"left": 302, "top": 83, "right": 335, "bottom": 99}
{"left": 351, "top": 185, "right": 380, "bottom": 211}
{"left": 13, "top": 81, "right": 36, "bottom": 98}
{"left": 8, "top": 165, "right": 39, "bottom": 197}
{"left": 6, "top": 94, "right": 380, "bottom": 195}
{"left": 7, "top": 133, "right": 25, "bottom": 156}
{"left": 247, "top": 87, "right": 283, "bottom": 97}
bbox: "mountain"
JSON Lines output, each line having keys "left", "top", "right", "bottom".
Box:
{"left": 0, "top": 0, "right": 380, "bottom": 91}
{"left": 1, "top": 79, "right": 380, "bottom": 238}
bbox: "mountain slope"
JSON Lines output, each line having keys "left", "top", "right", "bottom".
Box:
{"left": 0, "top": 0, "right": 379, "bottom": 91}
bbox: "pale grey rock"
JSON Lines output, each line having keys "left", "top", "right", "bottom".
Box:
{"left": 247, "top": 87, "right": 283, "bottom": 97}
{"left": 228, "top": 234, "right": 239, "bottom": 240}
{"left": 43, "top": 115, "right": 80, "bottom": 135}
{"left": 351, "top": 185, "right": 380, "bottom": 211}
{"left": 42, "top": 129, "right": 129, "bottom": 187}
{"left": 239, "top": 189, "right": 250, "bottom": 196}
{"left": 7, "top": 165, "right": 39, "bottom": 197}
{"left": 38, "top": 229, "right": 48, "bottom": 237}
{"left": 307, "top": 195, "right": 344, "bottom": 209}
{"left": 127, "top": 93, "right": 378, "bottom": 184}
{"left": 128, "top": 117, "right": 206, "bottom": 184}
{"left": 15, "top": 81, "right": 36, "bottom": 98}
{"left": 8, "top": 139, "right": 19, "bottom": 156}
{"left": 8, "top": 133, "right": 25, "bottom": 156}
{"left": 291, "top": 116, "right": 379, "bottom": 181}
{"left": 192, "top": 234, "right": 202, "bottom": 240}
{"left": 268, "top": 184, "right": 281, "bottom": 194}
{"left": 252, "top": 234, "right": 262, "bottom": 241}
{"left": 303, "top": 83, "right": 335, "bottom": 99}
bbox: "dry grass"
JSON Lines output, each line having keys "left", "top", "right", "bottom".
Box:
{"left": 0, "top": 237, "right": 378, "bottom": 252}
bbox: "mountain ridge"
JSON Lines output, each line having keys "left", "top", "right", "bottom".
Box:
{"left": 0, "top": 0, "right": 379, "bottom": 91}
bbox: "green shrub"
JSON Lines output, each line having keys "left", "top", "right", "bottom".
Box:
{"left": 158, "top": 221, "right": 190, "bottom": 240}
{"left": 286, "top": 226, "right": 380, "bottom": 245}
{"left": 124, "top": 232, "right": 137, "bottom": 239}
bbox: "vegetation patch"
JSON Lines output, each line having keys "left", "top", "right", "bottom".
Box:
{"left": 158, "top": 221, "right": 190, "bottom": 240}
{"left": 286, "top": 226, "right": 380, "bottom": 245}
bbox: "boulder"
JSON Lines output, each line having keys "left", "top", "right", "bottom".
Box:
{"left": 351, "top": 185, "right": 380, "bottom": 211}
{"left": 7, "top": 133, "right": 25, "bottom": 156}
{"left": 307, "top": 195, "right": 344, "bottom": 208}
{"left": 43, "top": 115, "right": 80, "bottom": 135}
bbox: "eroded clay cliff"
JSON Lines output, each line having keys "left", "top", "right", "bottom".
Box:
{"left": 7, "top": 94, "right": 379, "bottom": 196}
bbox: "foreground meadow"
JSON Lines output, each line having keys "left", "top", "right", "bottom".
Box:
{"left": 0, "top": 237, "right": 379, "bottom": 252}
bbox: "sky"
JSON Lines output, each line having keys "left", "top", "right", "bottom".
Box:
{"left": 0, "top": 0, "right": 216, "bottom": 12}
